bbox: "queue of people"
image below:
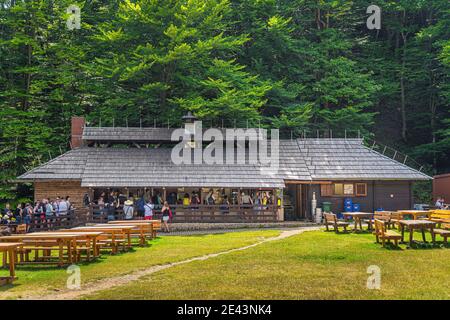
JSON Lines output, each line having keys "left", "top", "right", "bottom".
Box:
{"left": 89, "top": 189, "right": 276, "bottom": 232}
{"left": 90, "top": 191, "right": 171, "bottom": 232}
{"left": 0, "top": 196, "right": 73, "bottom": 227}
{"left": 179, "top": 190, "right": 273, "bottom": 208}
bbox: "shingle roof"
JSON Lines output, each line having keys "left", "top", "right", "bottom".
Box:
{"left": 81, "top": 147, "right": 283, "bottom": 188}
{"left": 278, "top": 140, "right": 311, "bottom": 181}
{"left": 17, "top": 138, "right": 431, "bottom": 186}
{"left": 17, "top": 148, "right": 88, "bottom": 180}
{"left": 298, "top": 138, "right": 430, "bottom": 180}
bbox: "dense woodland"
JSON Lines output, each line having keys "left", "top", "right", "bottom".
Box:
{"left": 0, "top": 0, "right": 449, "bottom": 202}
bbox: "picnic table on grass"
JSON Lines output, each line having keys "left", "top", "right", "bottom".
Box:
{"left": 399, "top": 220, "right": 436, "bottom": 247}
{"left": 68, "top": 225, "right": 134, "bottom": 252}
{"left": 95, "top": 223, "right": 153, "bottom": 245}
{"left": 0, "top": 233, "right": 81, "bottom": 266}
{"left": 26, "top": 231, "right": 104, "bottom": 261}
{"left": 342, "top": 212, "right": 374, "bottom": 231}
{"left": 0, "top": 242, "right": 22, "bottom": 285}
{"left": 397, "top": 210, "right": 431, "bottom": 220}
{"left": 108, "top": 220, "right": 161, "bottom": 239}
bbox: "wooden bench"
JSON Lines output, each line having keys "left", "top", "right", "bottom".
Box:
{"left": 63, "top": 226, "right": 133, "bottom": 254}
{"left": 373, "top": 219, "right": 402, "bottom": 247}
{"left": 367, "top": 211, "right": 392, "bottom": 229}
{"left": 388, "top": 212, "right": 403, "bottom": 230}
{"left": 427, "top": 210, "right": 450, "bottom": 228}
{"left": 31, "top": 231, "right": 104, "bottom": 261}
{"left": 323, "top": 213, "right": 349, "bottom": 233}
{"left": 433, "top": 229, "right": 450, "bottom": 245}
{"left": 0, "top": 234, "right": 78, "bottom": 266}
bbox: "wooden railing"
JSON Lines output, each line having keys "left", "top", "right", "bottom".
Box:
{"left": 87, "top": 204, "right": 280, "bottom": 223}
{"left": 26, "top": 209, "right": 86, "bottom": 232}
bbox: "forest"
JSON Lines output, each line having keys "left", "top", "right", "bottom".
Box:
{"left": 0, "top": 0, "right": 449, "bottom": 202}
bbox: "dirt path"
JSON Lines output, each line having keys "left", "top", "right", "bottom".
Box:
{"left": 23, "top": 227, "right": 320, "bottom": 300}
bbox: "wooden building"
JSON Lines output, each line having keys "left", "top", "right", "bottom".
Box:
{"left": 17, "top": 116, "right": 431, "bottom": 221}
{"left": 433, "top": 173, "right": 450, "bottom": 203}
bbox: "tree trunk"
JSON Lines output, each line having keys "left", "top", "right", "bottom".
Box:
{"left": 22, "top": 43, "right": 32, "bottom": 111}
{"left": 400, "top": 65, "right": 407, "bottom": 142}
{"left": 399, "top": 10, "right": 408, "bottom": 142}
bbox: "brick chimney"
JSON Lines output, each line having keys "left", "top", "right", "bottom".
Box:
{"left": 71, "top": 116, "right": 85, "bottom": 149}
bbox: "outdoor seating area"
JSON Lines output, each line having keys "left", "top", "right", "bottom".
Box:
{"left": 0, "top": 220, "right": 159, "bottom": 285}
{"left": 323, "top": 209, "right": 450, "bottom": 249}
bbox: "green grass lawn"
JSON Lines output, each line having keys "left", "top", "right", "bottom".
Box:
{"left": 0, "top": 230, "right": 280, "bottom": 300}
{"left": 85, "top": 230, "right": 450, "bottom": 300}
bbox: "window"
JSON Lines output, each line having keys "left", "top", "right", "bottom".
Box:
{"left": 344, "top": 184, "right": 354, "bottom": 195}
{"left": 355, "top": 183, "right": 367, "bottom": 196}
{"left": 321, "top": 182, "right": 368, "bottom": 197}
{"left": 334, "top": 183, "right": 343, "bottom": 195}
{"left": 320, "top": 184, "right": 333, "bottom": 196}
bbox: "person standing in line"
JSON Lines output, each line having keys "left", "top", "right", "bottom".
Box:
{"left": 66, "top": 196, "right": 73, "bottom": 211}
{"left": 14, "top": 203, "right": 23, "bottom": 223}
{"left": 206, "top": 190, "right": 216, "bottom": 205}
{"left": 58, "top": 197, "right": 68, "bottom": 216}
{"left": 241, "top": 192, "right": 253, "bottom": 206}
{"left": 161, "top": 201, "right": 172, "bottom": 232}
{"left": 191, "top": 192, "right": 200, "bottom": 210}
{"left": 183, "top": 193, "right": 190, "bottom": 207}
{"left": 123, "top": 198, "right": 134, "bottom": 220}
{"left": 45, "top": 199, "right": 54, "bottom": 228}
{"left": 144, "top": 199, "right": 154, "bottom": 221}
{"left": 24, "top": 203, "right": 33, "bottom": 231}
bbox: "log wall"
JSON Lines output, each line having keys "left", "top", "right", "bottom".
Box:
{"left": 34, "top": 180, "right": 88, "bottom": 209}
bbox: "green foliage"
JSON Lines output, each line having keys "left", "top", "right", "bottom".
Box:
{"left": 412, "top": 180, "right": 433, "bottom": 204}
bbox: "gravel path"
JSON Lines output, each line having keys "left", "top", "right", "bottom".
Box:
{"left": 22, "top": 226, "right": 320, "bottom": 300}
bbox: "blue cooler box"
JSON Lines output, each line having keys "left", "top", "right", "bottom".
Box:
{"left": 352, "top": 203, "right": 360, "bottom": 212}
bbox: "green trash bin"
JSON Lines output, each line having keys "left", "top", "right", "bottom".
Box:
{"left": 322, "top": 202, "right": 332, "bottom": 213}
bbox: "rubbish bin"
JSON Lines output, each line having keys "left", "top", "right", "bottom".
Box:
{"left": 344, "top": 198, "right": 353, "bottom": 206}
{"left": 322, "top": 202, "right": 332, "bottom": 213}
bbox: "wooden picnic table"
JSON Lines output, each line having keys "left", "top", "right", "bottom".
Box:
{"left": 108, "top": 220, "right": 160, "bottom": 238}
{"left": 0, "top": 234, "right": 80, "bottom": 266}
{"left": 342, "top": 212, "right": 374, "bottom": 231}
{"left": 399, "top": 219, "right": 436, "bottom": 247}
{"left": 108, "top": 220, "right": 160, "bottom": 228}
{"left": 397, "top": 210, "right": 431, "bottom": 220}
{"left": 95, "top": 223, "right": 152, "bottom": 245}
{"left": 0, "top": 242, "right": 22, "bottom": 285}
{"left": 108, "top": 220, "right": 154, "bottom": 224}
{"left": 27, "top": 231, "right": 104, "bottom": 261}
{"left": 69, "top": 225, "right": 134, "bottom": 250}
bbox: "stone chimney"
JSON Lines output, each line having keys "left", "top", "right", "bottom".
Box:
{"left": 71, "top": 116, "right": 85, "bottom": 149}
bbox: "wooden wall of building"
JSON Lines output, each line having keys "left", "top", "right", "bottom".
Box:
{"left": 307, "top": 181, "right": 413, "bottom": 218}
{"left": 34, "top": 180, "right": 88, "bottom": 209}
{"left": 433, "top": 174, "right": 450, "bottom": 202}
{"left": 373, "top": 181, "right": 413, "bottom": 211}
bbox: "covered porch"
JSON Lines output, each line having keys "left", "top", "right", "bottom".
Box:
{"left": 87, "top": 186, "right": 284, "bottom": 223}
